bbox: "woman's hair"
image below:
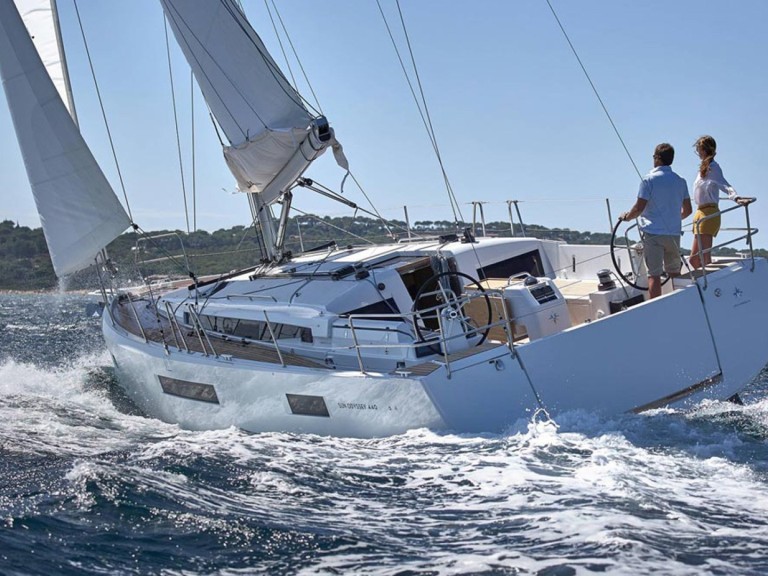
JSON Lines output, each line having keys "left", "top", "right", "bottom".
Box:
{"left": 695, "top": 135, "right": 717, "bottom": 178}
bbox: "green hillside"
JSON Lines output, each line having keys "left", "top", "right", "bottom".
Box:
{"left": 0, "top": 217, "right": 763, "bottom": 291}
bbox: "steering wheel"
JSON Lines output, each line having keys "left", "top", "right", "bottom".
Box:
{"left": 410, "top": 271, "right": 492, "bottom": 351}
{"left": 610, "top": 218, "right": 670, "bottom": 291}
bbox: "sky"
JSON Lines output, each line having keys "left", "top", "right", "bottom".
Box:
{"left": 1, "top": 0, "right": 767, "bottom": 249}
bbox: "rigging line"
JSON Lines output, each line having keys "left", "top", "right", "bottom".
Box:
{"left": 393, "top": 0, "right": 464, "bottom": 224}
{"left": 545, "top": 0, "right": 642, "bottom": 180}
{"left": 72, "top": 0, "right": 134, "bottom": 222}
{"left": 246, "top": 193, "right": 269, "bottom": 258}
{"left": 308, "top": 177, "right": 421, "bottom": 240}
{"left": 392, "top": 1, "right": 489, "bottom": 274}
{"left": 233, "top": 219, "right": 259, "bottom": 252}
{"left": 263, "top": 0, "right": 298, "bottom": 94}
{"left": 268, "top": 0, "right": 324, "bottom": 115}
{"left": 191, "top": 71, "right": 197, "bottom": 232}
{"left": 288, "top": 248, "right": 341, "bottom": 303}
{"left": 132, "top": 225, "right": 192, "bottom": 276}
{"left": 204, "top": 276, "right": 308, "bottom": 299}
{"left": 218, "top": 0, "right": 321, "bottom": 117}
{"left": 188, "top": 247, "right": 261, "bottom": 258}
{"left": 344, "top": 171, "right": 396, "bottom": 237}
{"left": 205, "top": 100, "right": 226, "bottom": 146}
{"left": 290, "top": 208, "right": 376, "bottom": 245}
{"left": 375, "top": 0, "right": 435, "bottom": 162}
{"left": 164, "top": 17, "right": 191, "bottom": 234}
{"left": 376, "top": 0, "right": 462, "bottom": 224}
{"left": 162, "top": 1, "right": 270, "bottom": 140}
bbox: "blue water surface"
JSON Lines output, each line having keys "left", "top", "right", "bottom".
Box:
{"left": 1, "top": 292, "right": 768, "bottom": 575}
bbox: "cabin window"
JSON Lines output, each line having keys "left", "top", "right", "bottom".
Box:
{"left": 198, "top": 314, "right": 312, "bottom": 342}
{"left": 477, "top": 249, "right": 544, "bottom": 280}
{"left": 342, "top": 297, "right": 401, "bottom": 317}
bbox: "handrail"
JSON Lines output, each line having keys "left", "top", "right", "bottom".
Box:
{"left": 226, "top": 294, "right": 279, "bottom": 302}
{"left": 434, "top": 303, "right": 452, "bottom": 377}
{"left": 689, "top": 198, "right": 758, "bottom": 288}
{"left": 94, "top": 250, "right": 118, "bottom": 327}
{"left": 506, "top": 200, "right": 526, "bottom": 237}
{"left": 134, "top": 231, "right": 196, "bottom": 301}
{"left": 348, "top": 316, "right": 366, "bottom": 373}
{"left": 471, "top": 201, "right": 487, "bottom": 237}
{"left": 140, "top": 289, "right": 513, "bottom": 373}
{"left": 125, "top": 295, "right": 148, "bottom": 343}
{"left": 187, "top": 304, "right": 218, "bottom": 358}
{"left": 339, "top": 288, "right": 517, "bottom": 373}
{"left": 163, "top": 300, "right": 189, "bottom": 353}
{"left": 261, "top": 310, "right": 286, "bottom": 367}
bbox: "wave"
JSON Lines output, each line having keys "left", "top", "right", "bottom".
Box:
{"left": 2, "top": 352, "right": 768, "bottom": 574}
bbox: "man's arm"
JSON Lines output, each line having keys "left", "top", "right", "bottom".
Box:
{"left": 619, "top": 198, "right": 648, "bottom": 222}
{"left": 681, "top": 198, "right": 692, "bottom": 219}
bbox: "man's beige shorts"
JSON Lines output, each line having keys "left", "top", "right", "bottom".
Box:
{"left": 644, "top": 234, "right": 681, "bottom": 277}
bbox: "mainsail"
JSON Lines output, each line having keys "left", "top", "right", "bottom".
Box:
{"left": 0, "top": 0, "right": 131, "bottom": 276}
{"left": 160, "top": 0, "right": 345, "bottom": 206}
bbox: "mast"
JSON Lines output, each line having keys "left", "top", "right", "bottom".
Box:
{"left": 14, "top": 0, "right": 77, "bottom": 121}
{"left": 49, "top": 0, "right": 77, "bottom": 125}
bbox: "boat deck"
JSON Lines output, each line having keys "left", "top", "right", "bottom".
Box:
{"left": 111, "top": 297, "right": 509, "bottom": 377}
{"left": 111, "top": 297, "right": 330, "bottom": 369}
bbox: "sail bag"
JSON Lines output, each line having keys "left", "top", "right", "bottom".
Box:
{"left": 160, "top": 0, "right": 340, "bottom": 205}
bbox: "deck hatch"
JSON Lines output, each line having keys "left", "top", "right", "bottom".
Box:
{"left": 286, "top": 393, "right": 330, "bottom": 417}
{"left": 158, "top": 375, "right": 220, "bottom": 404}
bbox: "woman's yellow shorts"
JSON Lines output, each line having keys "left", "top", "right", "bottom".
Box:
{"left": 693, "top": 204, "right": 721, "bottom": 237}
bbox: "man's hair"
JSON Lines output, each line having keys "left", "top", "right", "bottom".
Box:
{"left": 654, "top": 143, "right": 675, "bottom": 166}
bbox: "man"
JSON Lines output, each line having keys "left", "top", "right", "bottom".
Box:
{"left": 619, "top": 143, "right": 692, "bottom": 299}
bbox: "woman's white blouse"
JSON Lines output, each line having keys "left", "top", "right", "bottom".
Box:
{"left": 693, "top": 160, "right": 736, "bottom": 206}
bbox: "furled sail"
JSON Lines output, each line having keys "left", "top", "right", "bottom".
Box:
{"left": 14, "top": 0, "right": 77, "bottom": 122}
{"left": 0, "top": 0, "right": 131, "bottom": 276}
{"left": 160, "top": 0, "right": 346, "bottom": 205}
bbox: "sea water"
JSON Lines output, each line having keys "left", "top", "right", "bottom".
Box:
{"left": 1, "top": 292, "right": 768, "bottom": 575}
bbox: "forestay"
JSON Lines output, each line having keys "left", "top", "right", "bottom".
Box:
{"left": 0, "top": 0, "right": 131, "bottom": 276}
{"left": 160, "top": 0, "right": 346, "bottom": 205}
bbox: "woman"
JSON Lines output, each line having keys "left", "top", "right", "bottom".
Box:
{"left": 689, "top": 135, "right": 745, "bottom": 269}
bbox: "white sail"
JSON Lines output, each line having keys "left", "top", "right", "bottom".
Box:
{"left": 0, "top": 0, "right": 131, "bottom": 276}
{"left": 160, "top": 0, "right": 343, "bottom": 205}
{"left": 14, "top": 0, "right": 76, "bottom": 122}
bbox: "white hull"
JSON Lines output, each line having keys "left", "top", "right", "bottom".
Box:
{"left": 4, "top": 0, "right": 765, "bottom": 439}
{"left": 103, "top": 258, "right": 768, "bottom": 438}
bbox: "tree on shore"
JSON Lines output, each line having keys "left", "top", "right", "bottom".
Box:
{"left": 1, "top": 217, "right": 763, "bottom": 291}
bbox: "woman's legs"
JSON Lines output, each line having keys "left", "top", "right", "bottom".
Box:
{"left": 690, "top": 233, "right": 713, "bottom": 269}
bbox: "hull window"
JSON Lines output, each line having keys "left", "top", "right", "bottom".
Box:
{"left": 286, "top": 394, "right": 330, "bottom": 417}
{"left": 158, "top": 375, "right": 220, "bottom": 404}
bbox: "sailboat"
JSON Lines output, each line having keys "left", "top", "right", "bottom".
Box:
{"left": 2, "top": 0, "right": 767, "bottom": 437}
